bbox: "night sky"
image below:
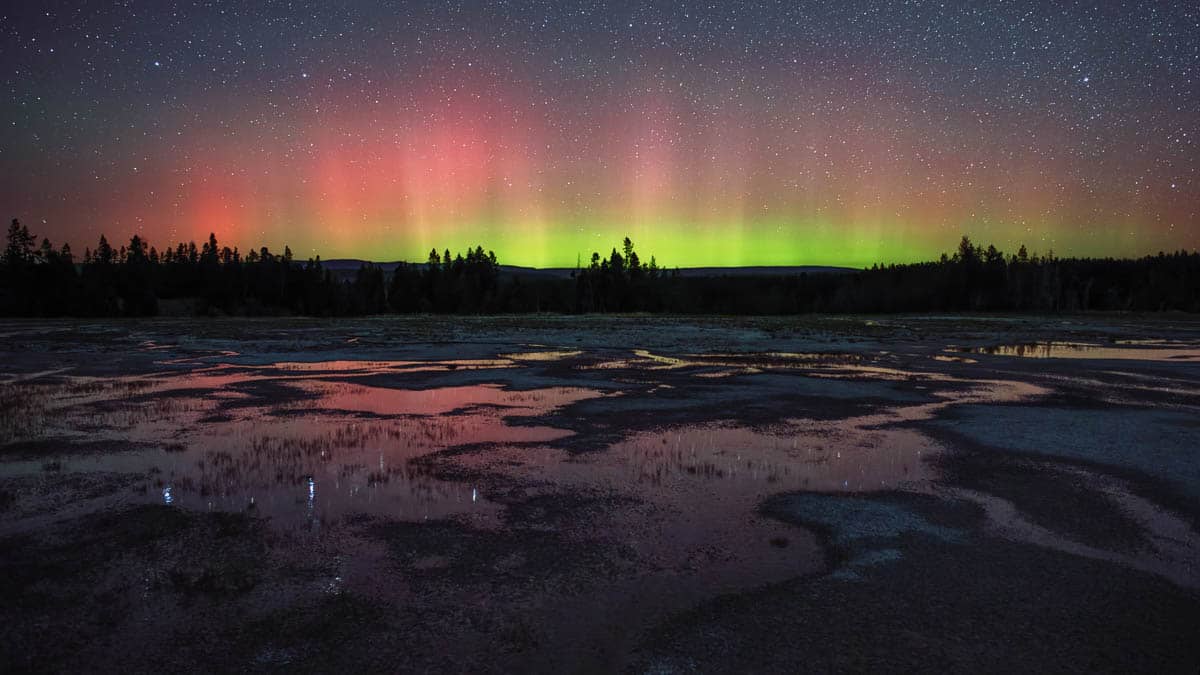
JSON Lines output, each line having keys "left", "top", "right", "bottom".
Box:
{"left": 2, "top": 1, "right": 1197, "bottom": 267}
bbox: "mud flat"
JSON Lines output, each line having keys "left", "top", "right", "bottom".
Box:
{"left": 1, "top": 315, "right": 1198, "bottom": 671}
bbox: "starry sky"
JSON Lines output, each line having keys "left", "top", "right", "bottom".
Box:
{"left": 2, "top": 1, "right": 1197, "bottom": 267}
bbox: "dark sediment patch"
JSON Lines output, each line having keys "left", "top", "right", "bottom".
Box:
{"left": 369, "top": 515, "right": 632, "bottom": 587}
{"left": 498, "top": 489, "right": 642, "bottom": 531}
{"left": 0, "top": 470, "right": 143, "bottom": 518}
{"left": 935, "top": 451, "right": 1150, "bottom": 553}
{"left": 217, "top": 378, "right": 326, "bottom": 409}
{"left": 633, "top": 491, "right": 1200, "bottom": 672}
{"left": 0, "top": 437, "right": 170, "bottom": 459}
{"left": 0, "top": 504, "right": 272, "bottom": 672}
{"left": 922, "top": 408, "right": 1200, "bottom": 529}
{"left": 760, "top": 491, "right": 975, "bottom": 577}
{"left": 265, "top": 406, "right": 396, "bottom": 420}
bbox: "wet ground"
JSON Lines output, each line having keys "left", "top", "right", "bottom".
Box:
{"left": 1, "top": 315, "right": 1198, "bottom": 672}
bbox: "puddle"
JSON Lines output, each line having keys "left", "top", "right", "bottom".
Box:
{"left": 585, "top": 349, "right": 864, "bottom": 374}
{"left": 150, "top": 413, "right": 517, "bottom": 527}
{"left": 502, "top": 350, "right": 584, "bottom": 362}
{"left": 603, "top": 423, "right": 935, "bottom": 493}
{"left": 445, "top": 373, "right": 1046, "bottom": 626}
{"left": 283, "top": 381, "right": 604, "bottom": 417}
{"left": 0, "top": 354, "right": 1047, "bottom": 544}
{"left": 2, "top": 336, "right": 1198, "bottom": 668}
{"left": 962, "top": 342, "right": 1200, "bottom": 361}
{"left": 932, "top": 354, "right": 978, "bottom": 364}
{"left": 0, "top": 374, "right": 600, "bottom": 531}
{"left": 278, "top": 359, "right": 515, "bottom": 372}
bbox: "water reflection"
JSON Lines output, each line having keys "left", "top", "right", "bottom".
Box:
{"left": 283, "top": 381, "right": 604, "bottom": 417}
{"left": 139, "top": 407, "right": 587, "bottom": 526}
{"left": 3, "top": 328, "right": 1199, "bottom": 666}
{"left": 608, "top": 425, "right": 933, "bottom": 492}
{"left": 964, "top": 342, "right": 1200, "bottom": 361}
{"left": 0, "top": 371, "right": 605, "bottom": 528}
{"left": 501, "top": 350, "right": 584, "bottom": 362}
{"left": 264, "top": 359, "right": 515, "bottom": 373}
{"left": 585, "top": 349, "right": 864, "bottom": 375}
{"left": 0, "top": 352, "right": 1042, "bottom": 536}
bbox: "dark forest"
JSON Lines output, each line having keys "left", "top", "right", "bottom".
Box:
{"left": 2, "top": 219, "right": 1197, "bottom": 316}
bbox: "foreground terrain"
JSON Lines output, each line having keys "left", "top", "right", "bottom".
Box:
{"left": 1, "top": 315, "right": 1198, "bottom": 672}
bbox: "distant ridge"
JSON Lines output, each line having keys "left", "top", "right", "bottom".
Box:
{"left": 319, "top": 259, "right": 857, "bottom": 278}
{"left": 668, "top": 265, "right": 857, "bottom": 277}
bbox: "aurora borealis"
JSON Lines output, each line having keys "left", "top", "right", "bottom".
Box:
{"left": 2, "top": 2, "right": 1197, "bottom": 267}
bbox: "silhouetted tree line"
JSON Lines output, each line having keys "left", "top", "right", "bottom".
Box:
{"left": 1, "top": 220, "right": 1197, "bottom": 316}
{"left": 0, "top": 219, "right": 501, "bottom": 316}
{"left": 573, "top": 237, "right": 670, "bottom": 312}
{"left": 640, "top": 236, "right": 1199, "bottom": 313}
{"left": 386, "top": 247, "right": 503, "bottom": 313}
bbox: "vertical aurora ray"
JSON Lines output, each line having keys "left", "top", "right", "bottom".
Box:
{"left": 1, "top": 2, "right": 1195, "bottom": 266}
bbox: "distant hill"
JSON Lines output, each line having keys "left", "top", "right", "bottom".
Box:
{"left": 669, "top": 265, "right": 857, "bottom": 277}
{"left": 319, "top": 259, "right": 857, "bottom": 278}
